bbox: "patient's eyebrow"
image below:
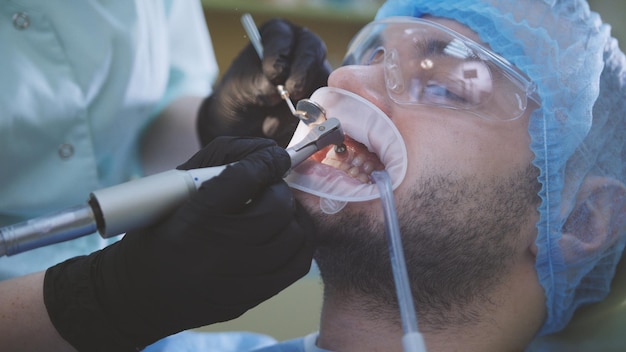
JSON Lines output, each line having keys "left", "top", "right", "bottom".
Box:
{"left": 410, "top": 37, "right": 475, "bottom": 60}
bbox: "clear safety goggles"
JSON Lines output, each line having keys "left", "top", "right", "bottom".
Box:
{"left": 343, "top": 17, "right": 540, "bottom": 121}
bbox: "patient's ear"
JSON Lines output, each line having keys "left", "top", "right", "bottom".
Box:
{"left": 560, "top": 176, "right": 626, "bottom": 261}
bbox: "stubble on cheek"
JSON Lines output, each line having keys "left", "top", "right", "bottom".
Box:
{"left": 309, "top": 164, "right": 541, "bottom": 329}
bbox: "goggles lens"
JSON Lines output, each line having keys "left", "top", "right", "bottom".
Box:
{"left": 343, "top": 17, "right": 539, "bottom": 121}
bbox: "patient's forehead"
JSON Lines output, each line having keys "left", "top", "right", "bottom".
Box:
{"left": 375, "top": 15, "right": 495, "bottom": 61}
{"left": 421, "top": 15, "right": 486, "bottom": 45}
{"left": 419, "top": 14, "right": 533, "bottom": 88}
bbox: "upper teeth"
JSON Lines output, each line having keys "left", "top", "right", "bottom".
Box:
{"left": 321, "top": 144, "right": 384, "bottom": 184}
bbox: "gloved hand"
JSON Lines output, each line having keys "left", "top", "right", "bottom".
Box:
{"left": 43, "top": 137, "right": 316, "bottom": 352}
{"left": 197, "top": 18, "right": 331, "bottom": 148}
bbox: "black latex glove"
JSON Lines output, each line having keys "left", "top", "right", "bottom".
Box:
{"left": 197, "top": 18, "right": 331, "bottom": 148}
{"left": 43, "top": 137, "right": 316, "bottom": 352}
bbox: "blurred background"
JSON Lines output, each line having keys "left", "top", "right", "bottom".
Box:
{"left": 197, "top": 0, "right": 626, "bottom": 342}
{"left": 201, "top": 0, "right": 626, "bottom": 77}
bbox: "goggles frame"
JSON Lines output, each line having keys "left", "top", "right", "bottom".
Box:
{"left": 343, "top": 17, "right": 541, "bottom": 121}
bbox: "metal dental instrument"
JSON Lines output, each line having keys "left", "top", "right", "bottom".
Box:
{"left": 241, "top": 13, "right": 325, "bottom": 126}
{"left": 240, "top": 13, "right": 346, "bottom": 154}
{"left": 286, "top": 117, "right": 343, "bottom": 166}
{"left": 294, "top": 98, "right": 327, "bottom": 127}
{"left": 241, "top": 13, "right": 297, "bottom": 116}
{"left": 0, "top": 118, "right": 344, "bottom": 257}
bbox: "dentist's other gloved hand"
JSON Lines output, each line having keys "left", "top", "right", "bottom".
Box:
{"left": 197, "top": 18, "right": 331, "bottom": 148}
{"left": 43, "top": 137, "right": 316, "bottom": 352}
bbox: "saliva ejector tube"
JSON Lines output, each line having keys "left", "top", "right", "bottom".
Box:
{"left": 373, "top": 170, "right": 427, "bottom": 352}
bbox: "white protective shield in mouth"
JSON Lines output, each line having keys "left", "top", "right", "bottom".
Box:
{"left": 285, "top": 87, "right": 408, "bottom": 214}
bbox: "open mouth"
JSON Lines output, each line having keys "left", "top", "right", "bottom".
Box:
{"left": 312, "top": 134, "right": 385, "bottom": 184}
{"left": 285, "top": 87, "right": 408, "bottom": 204}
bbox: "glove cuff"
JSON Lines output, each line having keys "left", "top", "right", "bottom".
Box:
{"left": 43, "top": 253, "right": 142, "bottom": 352}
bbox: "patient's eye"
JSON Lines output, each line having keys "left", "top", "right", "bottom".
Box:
{"left": 423, "top": 81, "right": 469, "bottom": 104}
{"left": 365, "top": 47, "right": 385, "bottom": 65}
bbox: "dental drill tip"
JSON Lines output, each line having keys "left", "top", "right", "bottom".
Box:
{"left": 334, "top": 143, "right": 347, "bottom": 154}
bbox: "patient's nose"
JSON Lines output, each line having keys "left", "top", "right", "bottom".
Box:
{"left": 327, "top": 65, "right": 392, "bottom": 118}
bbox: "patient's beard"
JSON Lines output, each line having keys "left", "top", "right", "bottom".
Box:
{"left": 312, "top": 165, "right": 540, "bottom": 331}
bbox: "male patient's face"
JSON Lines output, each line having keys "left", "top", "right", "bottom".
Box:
{"left": 294, "top": 17, "right": 541, "bottom": 327}
{"left": 296, "top": 17, "right": 537, "bottom": 234}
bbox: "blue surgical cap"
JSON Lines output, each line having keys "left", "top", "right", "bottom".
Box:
{"left": 376, "top": 0, "right": 626, "bottom": 336}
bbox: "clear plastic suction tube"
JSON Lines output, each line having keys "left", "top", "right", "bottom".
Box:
{"left": 372, "top": 170, "right": 427, "bottom": 352}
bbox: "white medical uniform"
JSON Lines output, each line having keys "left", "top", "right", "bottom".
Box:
{"left": 0, "top": 0, "right": 218, "bottom": 279}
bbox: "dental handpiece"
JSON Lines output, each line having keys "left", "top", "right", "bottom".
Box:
{"left": 0, "top": 118, "right": 344, "bottom": 257}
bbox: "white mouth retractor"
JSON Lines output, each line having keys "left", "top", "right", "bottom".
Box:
{"left": 286, "top": 87, "right": 408, "bottom": 214}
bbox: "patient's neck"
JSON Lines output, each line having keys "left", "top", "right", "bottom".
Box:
{"left": 316, "top": 293, "right": 404, "bottom": 352}
{"left": 316, "top": 290, "right": 533, "bottom": 352}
